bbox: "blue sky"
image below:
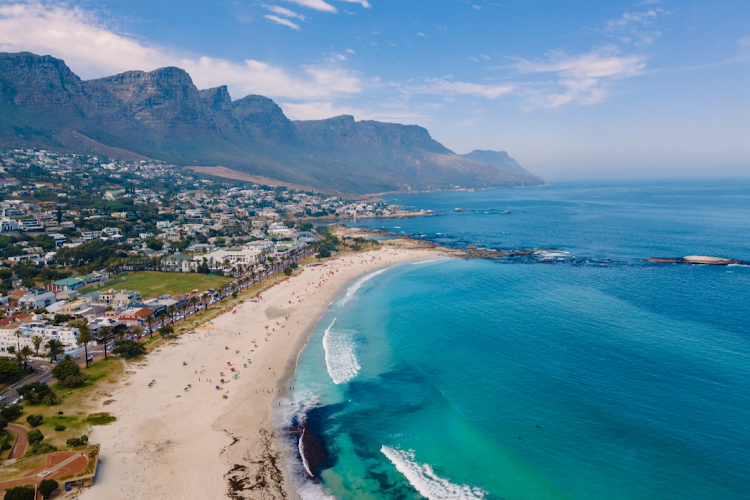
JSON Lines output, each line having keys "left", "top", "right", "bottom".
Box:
{"left": 1, "top": 0, "right": 749, "bottom": 179}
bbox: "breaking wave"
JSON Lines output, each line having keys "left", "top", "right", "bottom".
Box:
{"left": 381, "top": 446, "right": 487, "bottom": 500}
{"left": 322, "top": 318, "right": 361, "bottom": 384}
{"left": 337, "top": 268, "right": 389, "bottom": 307}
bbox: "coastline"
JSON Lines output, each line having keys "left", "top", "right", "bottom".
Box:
{"left": 77, "top": 244, "right": 442, "bottom": 500}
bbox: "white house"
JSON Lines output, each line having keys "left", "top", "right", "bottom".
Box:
{"left": 99, "top": 289, "right": 142, "bottom": 308}
{"left": 18, "top": 289, "right": 57, "bottom": 310}
{"left": 193, "top": 248, "right": 261, "bottom": 271}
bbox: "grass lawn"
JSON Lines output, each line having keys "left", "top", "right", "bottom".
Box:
{"left": 18, "top": 356, "right": 124, "bottom": 449}
{"left": 0, "top": 454, "right": 46, "bottom": 481}
{"left": 79, "top": 271, "right": 232, "bottom": 298}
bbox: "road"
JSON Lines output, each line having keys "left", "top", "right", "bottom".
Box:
{"left": 0, "top": 361, "right": 55, "bottom": 404}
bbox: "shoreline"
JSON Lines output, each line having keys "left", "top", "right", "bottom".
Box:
{"left": 77, "top": 244, "right": 442, "bottom": 500}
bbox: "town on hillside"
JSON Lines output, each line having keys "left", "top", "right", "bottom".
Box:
{"left": 0, "top": 148, "right": 405, "bottom": 495}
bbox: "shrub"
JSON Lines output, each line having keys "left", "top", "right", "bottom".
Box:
{"left": 39, "top": 479, "right": 59, "bottom": 499}
{"left": 112, "top": 339, "right": 146, "bottom": 359}
{"left": 17, "top": 382, "right": 53, "bottom": 404}
{"left": 283, "top": 267, "right": 293, "bottom": 276}
{"left": 66, "top": 435, "right": 88, "bottom": 447}
{"left": 42, "top": 392, "right": 62, "bottom": 405}
{"left": 26, "top": 429, "right": 43, "bottom": 445}
{"left": 28, "top": 441, "right": 57, "bottom": 455}
{"left": 3, "top": 486, "right": 35, "bottom": 500}
{"left": 84, "top": 412, "right": 116, "bottom": 425}
{"left": 0, "top": 404, "right": 22, "bottom": 422}
{"left": 26, "top": 414, "right": 43, "bottom": 427}
{"left": 290, "top": 263, "right": 298, "bottom": 269}
{"left": 54, "top": 425, "right": 66, "bottom": 431}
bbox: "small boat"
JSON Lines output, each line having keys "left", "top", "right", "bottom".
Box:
{"left": 455, "top": 208, "right": 466, "bottom": 212}
{"left": 504, "top": 210, "right": 511, "bottom": 214}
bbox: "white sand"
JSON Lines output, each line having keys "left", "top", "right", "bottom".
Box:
{"left": 78, "top": 247, "right": 438, "bottom": 500}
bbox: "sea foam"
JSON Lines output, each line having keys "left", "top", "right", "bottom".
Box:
{"left": 322, "top": 319, "right": 361, "bottom": 384}
{"left": 337, "top": 268, "right": 389, "bottom": 307}
{"left": 381, "top": 446, "right": 487, "bottom": 500}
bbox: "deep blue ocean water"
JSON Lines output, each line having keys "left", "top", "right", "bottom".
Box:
{"left": 279, "top": 180, "right": 750, "bottom": 500}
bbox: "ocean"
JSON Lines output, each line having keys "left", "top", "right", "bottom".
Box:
{"left": 277, "top": 180, "right": 750, "bottom": 500}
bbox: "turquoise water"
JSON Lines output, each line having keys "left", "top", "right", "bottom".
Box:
{"left": 281, "top": 180, "right": 750, "bottom": 500}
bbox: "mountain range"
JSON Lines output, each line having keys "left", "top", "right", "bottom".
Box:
{"left": 0, "top": 52, "right": 544, "bottom": 194}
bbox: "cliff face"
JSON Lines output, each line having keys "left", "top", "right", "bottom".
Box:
{"left": 0, "top": 52, "right": 545, "bottom": 193}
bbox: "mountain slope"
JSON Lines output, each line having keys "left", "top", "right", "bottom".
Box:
{"left": 0, "top": 52, "right": 544, "bottom": 193}
{"left": 461, "top": 150, "right": 534, "bottom": 177}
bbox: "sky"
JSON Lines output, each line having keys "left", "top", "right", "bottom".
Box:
{"left": 0, "top": 0, "right": 749, "bottom": 180}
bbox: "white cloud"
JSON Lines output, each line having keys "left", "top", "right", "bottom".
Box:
{"left": 603, "top": 8, "right": 667, "bottom": 46}
{"left": 265, "top": 5, "right": 306, "bottom": 20}
{"left": 346, "top": 48, "right": 355, "bottom": 53}
{"left": 0, "top": 2, "right": 361, "bottom": 100}
{"left": 739, "top": 37, "right": 750, "bottom": 49}
{"left": 282, "top": 0, "right": 337, "bottom": 13}
{"left": 264, "top": 15, "right": 301, "bottom": 30}
{"left": 515, "top": 49, "right": 647, "bottom": 107}
{"left": 406, "top": 78, "right": 514, "bottom": 99}
{"left": 417, "top": 32, "right": 426, "bottom": 37}
{"left": 338, "top": 0, "right": 371, "bottom": 7}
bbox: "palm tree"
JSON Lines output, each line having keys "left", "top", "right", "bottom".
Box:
{"left": 132, "top": 326, "right": 143, "bottom": 340}
{"left": 145, "top": 314, "right": 155, "bottom": 337}
{"left": 31, "top": 335, "right": 43, "bottom": 356}
{"left": 167, "top": 304, "right": 176, "bottom": 324}
{"left": 14, "top": 330, "right": 21, "bottom": 353}
{"left": 19, "top": 346, "right": 33, "bottom": 366}
{"left": 77, "top": 321, "right": 94, "bottom": 368}
{"left": 202, "top": 293, "right": 210, "bottom": 312}
{"left": 47, "top": 339, "right": 65, "bottom": 363}
{"left": 189, "top": 296, "right": 198, "bottom": 315}
{"left": 99, "top": 326, "right": 112, "bottom": 359}
{"left": 179, "top": 302, "right": 187, "bottom": 321}
{"left": 158, "top": 311, "right": 167, "bottom": 328}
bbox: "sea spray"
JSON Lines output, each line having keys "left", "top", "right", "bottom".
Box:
{"left": 381, "top": 446, "right": 487, "bottom": 500}
{"left": 322, "top": 319, "right": 361, "bottom": 384}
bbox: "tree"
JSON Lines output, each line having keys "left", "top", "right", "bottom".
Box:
{"left": 158, "top": 311, "right": 167, "bottom": 327}
{"left": 99, "top": 325, "right": 111, "bottom": 359}
{"left": 39, "top": 479, "right": 59, "bottom": 499}
{"left": 6, "top": 345, "right": 15, "bottom": 356}
{"left": 31, "top": 335, "right": 42, "bottom": 356}
{"left": 112, "top": 339, "right": 146, "bottom": 359}
{"left": 13, "top": 330, "right": 21, "bottom": 353}
{"left": 167, "top": 304, "right": 176, "bottom": 324}
{"left": 202, "top": 293, "right": 210, "bottom": 312}
{"left": 51, "top": 355, "right": 85, "bottom": 388}
{"left": 158, "top": 324, "right": 174, "bottom": 339}
{"left": 76, "top": 320, "right": 94, "bottom": 368}
{"left": 19, "top": 346, "right": 32, "bottom": 364}
{"left": 189, "top": 296, "right": 198, "bottom": 315}
{"left": 0, "top": 357, "right": 19, "bottom": 381}
{"left": 145, "top": 314, "right": 155, "bottom": 337}
{"left": 46, "top": 339, "right": 64, "bottom": 362}
{"left": 284, "top": 267, "right": 293, "bottom": 276}
{"left": 17, "top": 382, "right": 53, "bottom": 404}
{"left": 3, "top": 486, "right": 35, "bottom": 500}
{"left": 132, "top": 326, "right": 143, "bottom": 340}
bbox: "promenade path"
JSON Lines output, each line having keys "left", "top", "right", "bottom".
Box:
{"left": 6, "top": 423, "right": 28, "bottom": 460}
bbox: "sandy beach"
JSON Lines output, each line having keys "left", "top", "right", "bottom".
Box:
{"left": 77, "top": 246, "right": 439, "bottom": 500}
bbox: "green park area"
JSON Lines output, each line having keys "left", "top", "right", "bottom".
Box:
{"left": 79, "top": 271, "right": 233, "bottom": 298}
